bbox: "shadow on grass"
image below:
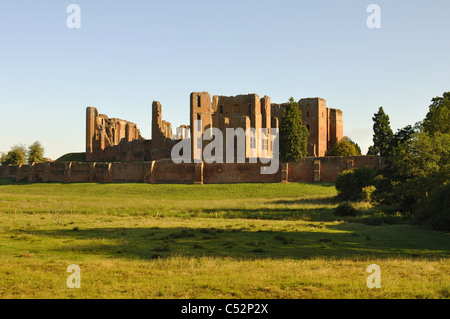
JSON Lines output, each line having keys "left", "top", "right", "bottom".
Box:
{"left": 0, "top": 179, "right": 17, "bottom": 185}
{"left": 198, "top": 198, "right": 407, "bottom": 225}
{"left": 199, "top": 195, "right": 340, "bottom": 222}
{"left": 201, "top": 207, "right": 336, "bottom": 222}
{"left": 270, "top": 196, "right": 340, "bottom": 206}
{"left": 24, "top": 224, "right": 450, "bottom": 261}
{"left": 197, "top": 195, "right": 339, "bottom": 222}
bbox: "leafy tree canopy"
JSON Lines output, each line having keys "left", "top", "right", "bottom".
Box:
{"left": 27, "top": 141, "right": 45, "bottom": 164}
{"left": 390, "top": 131, "right": 450, "bottom": 183}
{"left": 366, "top": 145, "right": 378, "bottom": 156}
{"left": 1, "top": 145, "right": 27, "bottom": 166}
{"left": 327, "top": 138, "right": 359, "bottom": 157}
{"left": 342, "top": 136, "right": 362, "bottom": 155}
{"left": 422, "top": 92, "right": 450, "bottom": 135}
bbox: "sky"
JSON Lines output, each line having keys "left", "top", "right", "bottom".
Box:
{"left": 0, "top": 0, "right": 449, "bottom": 160}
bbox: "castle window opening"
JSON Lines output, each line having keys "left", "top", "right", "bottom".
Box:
{"left": 262, "top": 138, "right": 268, "bottom": 151}
{"left": 250, "top": 136, "right": 256, "bottom": 149}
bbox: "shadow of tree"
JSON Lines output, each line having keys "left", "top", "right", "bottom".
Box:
{"left": 0, "top": 179, "right": 18, "bottom": 185}
{"left": 270, "top": 196, "right": 340, "bottom": 206}
{"left": 201, "top": 207, "right": 335, "bottom": 221}
{"left": 24, "top": 224, "right": 450, "bottom": 261}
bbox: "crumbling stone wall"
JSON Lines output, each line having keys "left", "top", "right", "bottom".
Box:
{"left": 327, "top": 108, "right": 344, "bottom": 152}
{"left": 85, "top": 92, "right": 343, "bottom": 163}
{"left": 191, "top": 92, "right": 272, "bottom": 162}
{"left": 1, "top": 156, "right": 384, "bottom": 184}
{"left": 203, "top": 163, "right": 281, "bottom": 184}
{"left": 86, "top": 107, "right": 151, "bottom": 162}
{"left": 0, "top": 165, "right": 18, "bottom": 179}
{"left": 151, "top": 101, "right": 186, "bottom": 160}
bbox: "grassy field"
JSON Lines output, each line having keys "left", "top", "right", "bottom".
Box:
{"left": 0, "top": 179, "right": 449, "bottom": 299}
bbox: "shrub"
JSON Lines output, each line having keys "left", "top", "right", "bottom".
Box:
{"left": 352, "top": 211, "right": 406, "bottom": 226}
{"left": 335, "top": 167, "right": 378, "bottom": 201}
{"left": 361, "top": 185, "right": 376, "bottom": 203}
{"left": 414, "top": 184, "right": 450, "bottom": 231}
{"left": 371, "top": 175, "right": 394, "bottom": 204}
{"left": 334, "top": 202, "right": 357, "bottom": 217}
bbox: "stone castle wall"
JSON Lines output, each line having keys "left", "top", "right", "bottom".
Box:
{"left": 86, "top": 92, "right": 344, "bottom": 163}
{"left": 0, "top": 156, "right": 384, "bottom": 184}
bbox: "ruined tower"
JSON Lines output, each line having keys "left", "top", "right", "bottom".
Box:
{"left": 85, "top": 106, "right": 147, "bottom": 162}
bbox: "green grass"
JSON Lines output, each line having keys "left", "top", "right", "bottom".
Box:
{"left": 0, "top": 180, "right": 449, "bottom": 299}
{"left": 54, "top": 152, "right": 86, "bottom": 163}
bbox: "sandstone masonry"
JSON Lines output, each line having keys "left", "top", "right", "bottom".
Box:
{"left": 0, "top": 91, "right": 373, "bottom": 185}
{"left": 86, "top": 92, "right": 343, "bottom": 162}
{"left": 0, "top": 156, "right": 384, "bottom": 184}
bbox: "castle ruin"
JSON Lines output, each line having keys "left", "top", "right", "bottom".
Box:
{"left": 85, "top": 92, "right": 343, "bottom": 162}
{"left": 0, "top": 92, "right": 385, "bottom": 185}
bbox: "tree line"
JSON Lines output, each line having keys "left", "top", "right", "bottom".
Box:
{"left": 336, "top": 92, "right": 449, "bottom": 230}
{"left": 1, "top": 141, "right": 46, "bottom": 165}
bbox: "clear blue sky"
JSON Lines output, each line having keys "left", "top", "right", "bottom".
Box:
{"left": 1, "top": 0, "right": 449, "bottom": 160}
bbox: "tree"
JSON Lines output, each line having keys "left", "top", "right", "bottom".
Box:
{"left": 27, "top": 141, "right": 45, "bottom": 164}
{"left": 392, "top": 125, "right": 415, "bottom": 145}
{"left": 346, "top": 94, "right": 450, "bottom": 222}
{"left": 327, "top": 139, "right": 359, "bottom": 157}
{"left": 385, "top": 125, "right": 417, "bottom": 158}
{"left": 387, "top": 131, "right": 450, "bottom": 213}
{"left": 343, "top": 136, "right": 361, "bottom": 155}
{"left": 422, "top": 92, "right": 450, "bottom": 135}
{"left": 279, "top": 97, "right": 308, "bottom": 162}
{"left": 415, "top": 183, "right": 450, "bottom": 231}
{"left": 1, "top": 145, "right": 27, "bottom": 165}
{"left": 369, "top": 107, "right": 393, "bottom": 157}
{"left": 391, "top": 132, "right": 449, "bottom": 183}
{"left": 367, "top": 145, "right": 378, "bottom": 156}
